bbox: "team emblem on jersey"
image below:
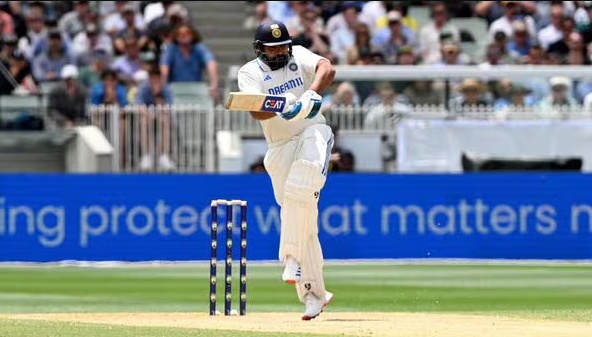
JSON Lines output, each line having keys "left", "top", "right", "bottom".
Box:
{"left": 260, "top": 96, "right": 286, "bottom": 113}
{"left": 289, "top": 63, "right": 298, "bottom": 71}
{"left": 272, "top": 28, "right": 282, "bottom": 38}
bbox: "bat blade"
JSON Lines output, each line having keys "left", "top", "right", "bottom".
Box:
{"left": 225, "top": 92, "right": 286, "bottom": 113}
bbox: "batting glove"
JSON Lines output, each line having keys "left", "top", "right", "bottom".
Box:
{"left": 280, "top": 90, "right": 322, "bottom": 121}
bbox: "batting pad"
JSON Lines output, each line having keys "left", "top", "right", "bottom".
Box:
{"left": 280, "top": 159, "right": 327, "bottom": 301}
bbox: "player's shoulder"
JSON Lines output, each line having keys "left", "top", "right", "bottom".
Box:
{"left": 292, "top": 45, "right": 315, "bottom": 57}
{"left": 238, "top": 59, "right": 261, "bottom": 76}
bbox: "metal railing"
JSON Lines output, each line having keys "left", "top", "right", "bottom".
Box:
{"left": 87, "top": 103, "right": 592, "bottom": 173}
{"left": 89, "top": 104, "right": 215, "bottom": 173}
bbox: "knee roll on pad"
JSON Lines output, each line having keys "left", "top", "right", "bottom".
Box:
{"left": 284, "top": 159, "right": 326, "bottom": 204}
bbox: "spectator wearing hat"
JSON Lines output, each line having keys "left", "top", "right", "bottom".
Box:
{"left": 32, "top": 29, "right": 74, "bottom": 82}
{"left": 450, "top": 79, "right": 491, "bottom": 115}
{"left": 58, "top": 0, "right": 94, "bottom": 39}
{"left": 372, "top": 11, "right": 416, "bottom": 52}
{"left": 47, "top": 64, "right": 88, "bottom": 128}
{"left": 419, "top": 1, "right": 460, "bottom": 65}
{"left": 494, "top": 82, "right": 535, "bottom": 114}
{"left": 539, "top": 77, "right": 578, "bottom": 113}
{"left": 72, "top": 23, "right": 113, "bottom": 67}
{"left": 488, "top": 1, "right": 536, "bottom": 43}
{"left": 507, "top": 20, "right": 533, "bottom": 58}
{"left": 103, "top": 1, "right": 145, "bottom": 36}
{"left": 159, "top": 24, "right": 218, "bottom": 99}
{"left": 113, "top": 3, "right": 148, "bottom": 55}
{"left": 373, "top": 11, "right": 417, "bottom": 65}
{"left": 0, "top": 49, "right": 36, "bottom": 95}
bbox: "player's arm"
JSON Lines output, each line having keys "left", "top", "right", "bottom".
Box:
{"left": 309, "top": 59, "right": 336, "bottom": 95}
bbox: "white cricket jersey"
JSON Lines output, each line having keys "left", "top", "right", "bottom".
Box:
{"left": 237, "top": 45, "right": 327, "bottom": 143}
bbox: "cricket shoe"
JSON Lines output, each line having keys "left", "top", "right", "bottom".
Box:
{"left": 302, "top": 291, "right": 333, "bottom": 321}
{"left": 282, "top": 256, "right": 301, "bottom": 285}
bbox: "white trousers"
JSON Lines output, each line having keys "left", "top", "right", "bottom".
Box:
{"left": 263, "top": 123, "right": 333, "bottom": 301}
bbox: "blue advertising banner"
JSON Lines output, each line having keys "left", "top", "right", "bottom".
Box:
{"left": 0, "top": 173, "right": 591, "bottom": 261}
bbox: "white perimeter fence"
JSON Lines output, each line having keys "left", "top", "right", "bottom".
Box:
{"left": 86, "top": 65, "right": 592, "bottom": 173}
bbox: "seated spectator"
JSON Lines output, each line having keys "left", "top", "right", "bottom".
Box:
{"left": 345, "top": 23, "right": 371, "bottom": 65}
{"left": 90, "top": 68, "right": 128, "bottom": 107}
{"left": 32, "top": 29, "right": 74, "bottom": 82}
{"left": 71, "top": 23, "right": 113, "bottom": 67}
{"left": 284, "top": 1, "right": 323, "bottom": 36}
{"left": 548, "top": 18, "right": 579, "bottom": 59}
{"left": 112, "top": 36, "right": 141, "bottom": 85}
{"left": 134, "top": 67, "right": 174, "bottom": 171}
{"left": 364, "top": 84, "right": 411, "bottom": 129}
{"left": 322, "top": 81, "right": 358, "bottom": 114}
{"left": 494, "top": 82, "right": 536, "bottom": 114}
{"left": 159, "top": 24, "right": 218, "bottom": 99}
{"left": 0, "top": 49, "right": 37, "bottom": 95}
{"left": 292, "top": 8, "right": 335, "bottom": 63}
{"left": 488, "top": 1, "right": 536, "bottom": 43}
{"left": 47, "top": 64, "right": 88, "bottom": 128}
{"left": 402, "top": 80, "right": 444, "bottom": 106}
{"left": 538, "top": 3, "right": 565, "bottom": 50}
{"left": 328, "top": 2, "right": 360, "bottom": 64}
{"left": 449, "top": 79, "right": 491, "bottom": 115}
{"left": 58, "top": 0, "right": 94, "bottom": 39}
{"left": 419, "top": 1, "right": 460, "bottom": 65}
{"left": 0, "top": 33, "right": 18, "bottom": 64}
{"left": 476, "top": 1, "right": 537, "bottom": 27}
{"left": 103, "top": 1, "right": 145, "bottom": 36}
{"left": 112, "top": 3, "right": 148, "bottom": 55}
{"left": 328, "top": 125, "right": 355, "bottom": 172}
{"left": 78, "top": 48, "right": 111, "bottom": 88}
{"left": 507, "top": 20, "right": 533, "bottom": 59}
{"left": 539, "top": 76, "right": 578, "bottom": 113}
{"left": 243, "top": 1, "right": 269, "bottom": 31}
{"left": 577, "top": 2, "right": 592, "bottom": 44}
{"left": 372, "top": 11, "right": 416, "bottom": 64}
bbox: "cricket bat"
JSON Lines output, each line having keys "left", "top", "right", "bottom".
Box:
{"left": 224, "top": 92, "right": 287, "bottom": 113}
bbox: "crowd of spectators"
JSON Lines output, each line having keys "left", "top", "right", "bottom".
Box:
{"left": 245, "top": 1, "right": 592, "bottom": 116}
{"left": 0, "top": 1, "right": 218, "bottom": 127}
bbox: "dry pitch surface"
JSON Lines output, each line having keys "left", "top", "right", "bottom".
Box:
{"left": 2, "top": 312, "right": 591, "bottom": 337}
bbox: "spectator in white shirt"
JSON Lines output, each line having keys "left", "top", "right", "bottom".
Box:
{"left": 102, "top": 0, "right": 145, "bottom": 36}
{"left": 538, "top": 3, "right": 565, "bottom": 50}
{"left": 488, "top": 1, "right": 536, "bottom": 42}
{"left": 419, "top": 1, "right": 460, "bottom": 65}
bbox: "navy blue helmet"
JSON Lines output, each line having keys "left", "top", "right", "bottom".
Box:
{"left": 253, "top": 20, "right": 292, "bottom": 70}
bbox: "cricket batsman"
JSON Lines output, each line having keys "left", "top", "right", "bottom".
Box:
{"left": 237, "top": 20, "right": 335, "bottom": 320}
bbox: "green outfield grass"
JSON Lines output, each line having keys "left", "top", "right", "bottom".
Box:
{"left": 0, "top": 262, "right": 590, "bottom": 336}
